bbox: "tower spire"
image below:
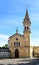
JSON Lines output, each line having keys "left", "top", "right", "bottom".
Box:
{"left": 23, "top": 9, "right": 31, "bottom": 33}
{"left": 23, "top": 9, "right": 31, "bottom": 24}
{"left": 25, "top": 9, "right": 28, "bottom": 18}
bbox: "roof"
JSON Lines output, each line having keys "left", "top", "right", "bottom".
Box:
{"left": 9, "top": 33, "right": 24, "bottom": 38}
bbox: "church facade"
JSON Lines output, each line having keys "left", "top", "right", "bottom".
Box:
{"left": 0, "top": 10, "right": 39, "bottom": 58}
{"left": 8, "top": 9, "right": 31, "bottom": 58}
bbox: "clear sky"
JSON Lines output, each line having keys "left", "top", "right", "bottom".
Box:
{"left": 0, "top": 0, "right": 39, "bottom": 46}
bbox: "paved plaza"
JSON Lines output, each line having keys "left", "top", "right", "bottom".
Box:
{"left": 0, "top": 58, "right": 39, "bottom": 65}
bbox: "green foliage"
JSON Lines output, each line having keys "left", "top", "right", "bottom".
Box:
{"left": 2, "top": 44, "right": 8, "bottom": 48}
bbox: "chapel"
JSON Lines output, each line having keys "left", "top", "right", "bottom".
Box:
{"left": 8, "top": 9, "right": 31, "bottom": 58}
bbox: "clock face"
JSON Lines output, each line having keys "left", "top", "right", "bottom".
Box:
{"left": 26, "top": 38, "right": 28, "bottom": 42}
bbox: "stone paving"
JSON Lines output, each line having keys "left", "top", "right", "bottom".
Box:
{"left": 0, "top": 58, "right": 31, "bottom": 65}
{"left": 0, "top": 58, "right": 39, "bottom": 65}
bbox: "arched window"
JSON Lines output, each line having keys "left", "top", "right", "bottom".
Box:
{"left": 27, "top": 27, "right": 29, "bottom": 31}
{"left": 14, "top": 42, "right": 20, "bottom": 46}
{"left": 25, "top": 27, "right": 26, "bottom": 31}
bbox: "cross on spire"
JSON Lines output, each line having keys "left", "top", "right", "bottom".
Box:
{"left": 16, "top": 27, "right": 18, "bottom": 33}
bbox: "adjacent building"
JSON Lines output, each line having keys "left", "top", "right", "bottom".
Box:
{"left": 33, "top": 46, "right": 39, "bottom": 57}
{"left": 0, "top": 47, "right": 10, "bottom": 58}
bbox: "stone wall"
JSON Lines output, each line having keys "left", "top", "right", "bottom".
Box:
{"left": 33, "top": 46, "right": 39, "bottom": 57}
{"left": 0, "top": 48, "right": 10, "bottom": 58}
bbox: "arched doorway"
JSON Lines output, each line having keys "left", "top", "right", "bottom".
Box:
{"left": 15, "top": 49, "right": 19, "bottom": 58}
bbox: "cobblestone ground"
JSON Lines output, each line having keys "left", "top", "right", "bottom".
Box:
{"left": 0, "top": 58, "right": 39, "bottom": 65}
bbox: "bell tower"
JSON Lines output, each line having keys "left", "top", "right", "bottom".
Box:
{"left": 23, "top": 9, "right": 31, "bottom": 46}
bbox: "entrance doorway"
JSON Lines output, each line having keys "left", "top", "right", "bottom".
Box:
{"left": 15, "top": 49, "right": 19, "bottom": 58}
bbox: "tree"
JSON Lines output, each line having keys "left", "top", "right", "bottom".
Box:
{"left": 2, "top": 44, "right": 8, "bottom": 48}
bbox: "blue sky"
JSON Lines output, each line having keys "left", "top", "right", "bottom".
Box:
{"left": 0, "top": 0, "right": 39, "bottom": 46}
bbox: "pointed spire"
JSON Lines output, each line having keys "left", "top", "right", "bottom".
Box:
{"left": 25, "top": 9, "right": 29, "bottom": 18}
{"left": 23, "top": 9, "right": 31, "bottom": 24}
